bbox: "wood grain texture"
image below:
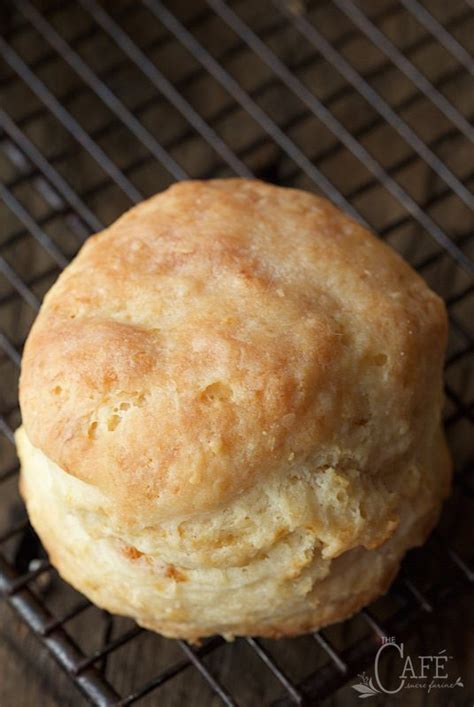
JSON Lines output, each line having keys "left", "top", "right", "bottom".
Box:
{"left": 1, "top": 595, "right": 473, "bottom": 706}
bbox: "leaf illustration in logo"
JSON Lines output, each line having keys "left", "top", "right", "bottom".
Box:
{"left": 352, "top": 683, "right": 378, "bottom": 698}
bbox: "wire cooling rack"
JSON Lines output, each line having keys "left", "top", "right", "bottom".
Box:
{"left": 0, "top": 1, "right": 473, "bottom": 705}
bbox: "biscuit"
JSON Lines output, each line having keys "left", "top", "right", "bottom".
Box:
{"left": 17, "top": 179, "right": 451, "bottom": 639}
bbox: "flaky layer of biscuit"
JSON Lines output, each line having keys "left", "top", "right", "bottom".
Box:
{"left": 18, "top": 427, "right": 450, "bottom": 640}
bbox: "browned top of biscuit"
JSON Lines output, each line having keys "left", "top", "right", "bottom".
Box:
{"left": 19, "top": 179, "right": 447, "bottom": 522}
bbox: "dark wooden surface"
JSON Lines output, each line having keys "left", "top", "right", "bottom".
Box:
{"left": 1, "top": 593, "right": 473, "bottom": 706}
{"left": 0, "top": 0, "right": 473, "bottom": 705}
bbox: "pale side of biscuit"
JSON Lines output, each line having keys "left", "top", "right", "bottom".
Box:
{"left": 17, "top": 426, "right": 450, "bottom": 640}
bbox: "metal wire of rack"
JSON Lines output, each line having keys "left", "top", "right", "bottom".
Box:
{"left": 0, "top": 0, "right": 472, "bottom": 705}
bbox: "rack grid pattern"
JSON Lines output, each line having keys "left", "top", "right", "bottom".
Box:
{"left": 0, "top": 0, "right": 472, "bottom": 705}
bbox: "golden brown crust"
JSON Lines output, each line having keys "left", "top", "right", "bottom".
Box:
{"left": 19, "top": 179, "right": 447, "bottom": 523}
